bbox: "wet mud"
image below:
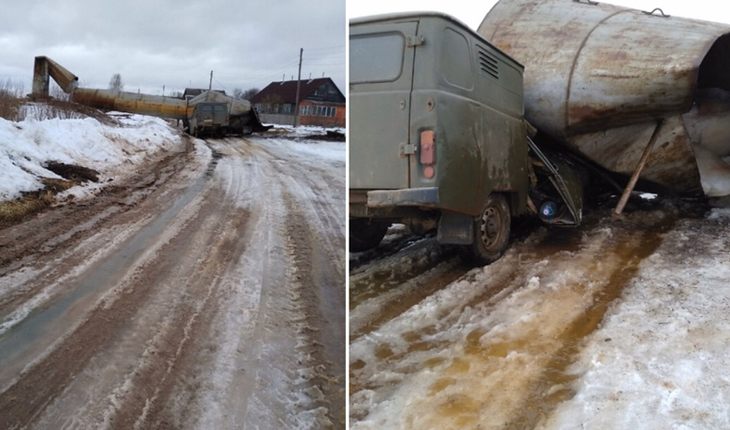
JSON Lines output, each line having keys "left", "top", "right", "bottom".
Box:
{"left": 350, "top": 204, "right": 686, "bottom": 429}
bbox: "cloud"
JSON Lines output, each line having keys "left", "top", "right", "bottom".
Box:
{"left": 0, "top": 0, "right": 345, "bottom": 96}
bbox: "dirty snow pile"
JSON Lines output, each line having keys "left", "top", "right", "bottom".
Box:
{"left": 0, "top": 113, "right": 180, "bottom": 201}
{"left": 543, "top": 215, "right": 730, "bottom": 429}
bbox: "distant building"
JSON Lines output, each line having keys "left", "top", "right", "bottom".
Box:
{"left": 251, "top": 78, "right": 345, "bottom": 128}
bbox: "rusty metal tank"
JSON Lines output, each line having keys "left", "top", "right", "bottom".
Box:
{"left": 479, "top": 0, "right": 730, "bottom": 197}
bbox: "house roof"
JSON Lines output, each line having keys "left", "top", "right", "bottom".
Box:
{"left": 251, "top": 78, "right": 345, "bottom": 104}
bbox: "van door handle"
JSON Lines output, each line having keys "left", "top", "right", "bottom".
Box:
{"left": 407, "top": 35, "right": 425, "bottom": 47}
{"left": 400, "top": 143, "right": 416, "bottom": 156}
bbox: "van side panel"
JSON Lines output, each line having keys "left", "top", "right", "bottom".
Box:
{"left": 409, "top": 17, "right": 528, "bottom": 217}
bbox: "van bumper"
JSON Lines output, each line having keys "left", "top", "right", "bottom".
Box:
{"left": 367, "top": 187, "right": 439, "bottom": 208}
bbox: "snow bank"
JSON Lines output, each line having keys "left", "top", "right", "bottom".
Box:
{"left": 0, "top": 113, "right": 180, "bottom": 201}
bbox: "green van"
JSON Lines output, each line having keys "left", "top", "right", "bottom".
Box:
{"left": 349, "top": 12, "right": 582, "bottom": 264}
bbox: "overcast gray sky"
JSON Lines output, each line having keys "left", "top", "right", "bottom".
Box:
{"left": 0, "top": 0, "right": 345, "bottom": 97}
{"left": 349, "top": 0, "right": 730, "bottom": 30}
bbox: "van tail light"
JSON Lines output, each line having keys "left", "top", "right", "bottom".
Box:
{"left": 420, "top": 130, "right": 436, "bottom": 178}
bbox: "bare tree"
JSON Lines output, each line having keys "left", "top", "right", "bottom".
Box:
{"left": 243, "top": 87, "right": 259, "bottom": 100}
{"left": 0, "top": 78, "right": 25, "bottom": 98}
{"left": 233, "top": 87, "right": 259, "bottom": 100}
{"left": 50, "top": 81, "right": 70, "bottom": 101}
{"left": 109, "top": 73, "right": 124, "bottom": 91}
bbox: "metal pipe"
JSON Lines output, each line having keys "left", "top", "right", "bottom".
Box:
{"left": 614, "top": 119, "right": 664, "bottom": 215}
{"left": 72, "top": 88, "right": 190, "bottom": 119}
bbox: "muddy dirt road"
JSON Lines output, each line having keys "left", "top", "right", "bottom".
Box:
{"left": 350, "top": 205, "right": 730, "bottom": 429}
{"left": 0, "top": 136, "right": 345, "bottom": 429}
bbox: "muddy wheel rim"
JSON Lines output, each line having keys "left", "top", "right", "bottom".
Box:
{"left": 479, "top": 206, "right": 501, "bottom": 249}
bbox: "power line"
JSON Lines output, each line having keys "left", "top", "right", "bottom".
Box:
{"left": 305, "top": 45, "right": 345, "bottom": 53}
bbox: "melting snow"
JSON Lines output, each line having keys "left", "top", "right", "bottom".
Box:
{"left": 260, "top": 138, "right": 344, "bottom": 162}
{"left": 0, "top": 112, "right": 180, "bottom": 201}
{"left": 541, "top": 217, "right": 730, "bottom": 429}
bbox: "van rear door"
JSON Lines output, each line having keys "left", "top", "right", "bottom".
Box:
{"left": 349, "top": 20, "right": 418, "bottom": 190}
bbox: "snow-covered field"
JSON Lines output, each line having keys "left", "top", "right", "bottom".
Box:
{"left": 0, "top": 112, "right": 181, "bottom": 201}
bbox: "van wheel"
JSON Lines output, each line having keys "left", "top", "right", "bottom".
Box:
{"left": 462, "top": 194, "right": 511, "bottom": 265}
{"left": 350, "top": 219, "right": 389, "bottom": 252}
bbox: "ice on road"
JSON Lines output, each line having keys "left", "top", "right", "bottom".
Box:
{"left": 0, "top": 132, "right": 345, "bottom": 429}
{"left": 350, "top": 208, "right": 730, "bottom": 430}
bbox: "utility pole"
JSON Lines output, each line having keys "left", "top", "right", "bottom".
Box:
{"left": 208, "top": 70, "right": 213, "bottom": 101}
{"left": 294, "top": 48, "right": 303, "bottom": 127}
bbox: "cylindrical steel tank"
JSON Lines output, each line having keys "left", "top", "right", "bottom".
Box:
{"left": 479, "top": 0, "right": 730, "bottom": 197}
{"left": 72, "top": 89, "right": 190, "bottom": 119}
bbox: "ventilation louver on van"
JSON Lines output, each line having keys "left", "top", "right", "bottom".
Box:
{"left": 477, "top": 46, "right": 499, "bottom": 79}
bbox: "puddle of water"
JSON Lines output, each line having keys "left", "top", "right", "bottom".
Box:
{"left": 0, "top": 159, "right": 213, "bottom": 389}
{"left": 504, "top": 217, "right": 675, "bottom": 429}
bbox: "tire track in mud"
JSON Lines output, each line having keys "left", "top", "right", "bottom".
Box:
{"left": 0, "top": 136, "right": 345, "bottom": 429}
{"left": 108, "top": 207, "right": 250, "bottom": 429}
{"left": 503, "top": 218, "right": 676, "bottom": 429}
{"left": 349, "top": 234, "right": 556, "bottom": 403}
{"left": 0, "top": 189, "right": 236, "bottom": 430}
{"left": 266, "top": 139, "right": 346, "bottom": 428}
{"left": 348, "top": 229, "right": 567, "bottom": 355}
{"left": 200, "top": 137, "right": 344, "bottom": 429}
{"left": 281, "top": 189, "right": 342, "bottom": 428}
{"left": 349, "top": 238, "right": 448, "bottom": 307}
{"left": 350, "top": 212, "right": 677, "bottom": 429}
{"left": 0, "top": 139, "right": 196, "bottom": 318}
{"left": 349, "top": 257, "right": 466, "bottom": 343}
{"left": 349, "top": 225, "right": 426, "bottom": 272}
{"left": 0, "top": 138, "right": 194, "bottom": 272}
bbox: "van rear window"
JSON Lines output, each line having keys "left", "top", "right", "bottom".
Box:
{"left": 350, "top": 33, "right": 404, "bottom": 84}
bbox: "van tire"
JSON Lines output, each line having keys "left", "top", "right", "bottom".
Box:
{"left": 462, "top": 194, "right": 511, "bottom": 265}
{"left": 350, "top": 219, "right": 389, "bottom": 252}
